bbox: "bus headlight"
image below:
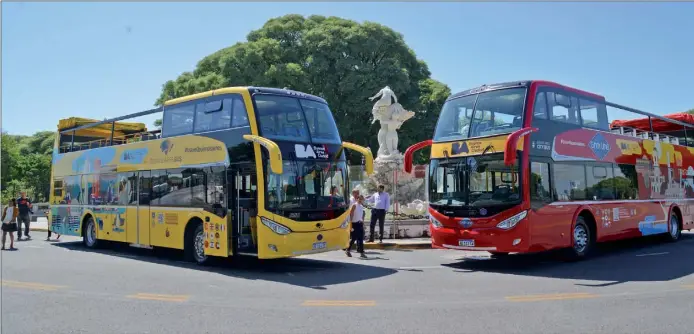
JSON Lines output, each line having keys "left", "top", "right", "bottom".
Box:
{"left": 339, "top": 217, "right": 350, "bottom": 229}
{"left": 430, "top": 217, "right": 443, "bottom": 229}
{"left": 496, "top": 210, "right": 527, "bottom": 230}
{"left": 260, "top": 217, "right": 292, "bottom": 235}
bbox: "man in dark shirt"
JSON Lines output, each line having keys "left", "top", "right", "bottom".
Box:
{"left": 16, "top": 192, "right": 32, "bottom": 240}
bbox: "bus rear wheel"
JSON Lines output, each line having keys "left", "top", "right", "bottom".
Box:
{"left": 82, "top": 216, "right": 99, "bottom": 249}
{"left": 185, "top": 223, "right": 208, "bottom": 265}
{"left": 666, "top": 212, "right": 681, "bottom": 242}
{"left": 568, "top": 216, "right": 593, "bottom": 260}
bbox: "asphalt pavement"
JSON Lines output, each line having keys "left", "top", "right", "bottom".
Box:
{"left": 2, "top": 232, "right": 694, "bottom": 334}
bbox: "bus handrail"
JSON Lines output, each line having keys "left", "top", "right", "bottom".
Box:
{"left": 341, "top": 142, "right": 374, "bottom": 175}
{"left": 242, "top": 135, "right": 283, "bottom": 174}
{"left": 403, "top": 139, "right": 433, "bottom": 173}
{"left": 504, "top": 127, "right": 538, "bottom": 166}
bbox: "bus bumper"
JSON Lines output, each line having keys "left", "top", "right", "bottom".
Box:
{"left": 257, "top": 224, "right": 349, "bottom": 259}
{"left": 430, "top": 225, "right": 530, "bottom": 253}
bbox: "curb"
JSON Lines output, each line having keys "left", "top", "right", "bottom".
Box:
{"left": 29, "top": 227, "right": 49, "bottom": 232}
{"left": 364, "top": 241, "right": 432, "bottom": 250}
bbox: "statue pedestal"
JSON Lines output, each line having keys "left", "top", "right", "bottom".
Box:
{"left": 359, "top": 155, "right": 427, "bottom": 217}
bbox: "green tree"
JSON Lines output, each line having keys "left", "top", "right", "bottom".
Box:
{"left": 155, "top": 14, "right": 450, "bottom": 164}
{"left": 1, "top": 131, "right": 54, "bottom": 202}
{"left": 1, "top": 132, "right": 21, "bottom": 198}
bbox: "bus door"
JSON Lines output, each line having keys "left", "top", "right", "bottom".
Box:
{"left": 229, "top": 164, "right": 259, "bottom": 255}
{"left": 136, "top": 171, "right": 151, "bottom": 246}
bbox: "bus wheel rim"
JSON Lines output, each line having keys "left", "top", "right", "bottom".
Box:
{"left": 670, "top": 215, "right": 679, "bottom": 238}
{"left": 194, "top": 229, "right": 205, "bottom": 262}
{"left": 573, "top": 224, "right": 588, "bottom": 253}
{"left": 88, "top": 221, "right": 96, "bottom": 246}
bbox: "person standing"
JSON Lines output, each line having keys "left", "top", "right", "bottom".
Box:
{"left": 365, "top": 185, "right": 390, "bottom": 243}
{"left": 47, "top": 210, "right": 61, "bottom": 241}
{"left": 16, "top": 192, "right": 33, "bottom": 240}
{"left": 345, "top": 190, "right": 367, "bottom": 258}
{"left": 2, "top": 199, "right": 18, "bottom": 250}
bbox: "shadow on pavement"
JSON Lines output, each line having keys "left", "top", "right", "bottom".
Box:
{"left": 52, "top": 241, "right": 397, "bottom": 290}
{"left": 442, "top": 233, "right": 694, "bottom": 286}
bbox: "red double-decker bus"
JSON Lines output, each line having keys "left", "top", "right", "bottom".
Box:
{"left": 404, "top": 80, "right": 694, "bottom": 259}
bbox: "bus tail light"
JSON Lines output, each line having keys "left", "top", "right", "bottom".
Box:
{"left": 496, "top": 210, "right": 527, "bottom": 230}
{"left": 260, "top": 217, "right": 292, "bottom": 235}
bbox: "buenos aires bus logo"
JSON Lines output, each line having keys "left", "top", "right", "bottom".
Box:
{"left": 589, "top": 133, "right": 611, "bottom": 160}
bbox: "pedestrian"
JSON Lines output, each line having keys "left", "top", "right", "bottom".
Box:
{"left": 2, "top": 199, "right": 18, "bottom": 250}
{"left": 345, "top": 189, "right": 367, "bottom": 259}
{"left": 16, "top": 191, "right": 33, "bottom": 240}
{"left": 365, "top": 185, "right": 390, "bottom": 243}
{"left": 47, "top": 209, "right": 61, "bottom": 241}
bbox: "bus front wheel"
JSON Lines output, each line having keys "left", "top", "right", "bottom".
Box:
{"left": 82, "top": 216, "right": 99, "bottom": 249}
{"left": 185, "top": 223, "right": 209, "bottom": 265}
{"left": 569, "top": 216, "right": 593, "bottom": 260}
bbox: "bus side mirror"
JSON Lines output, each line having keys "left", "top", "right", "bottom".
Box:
{"left": 342, "top": 142, "right": 374, "bottom": 175}
{"left": 242, "top": 135, "right": 283, "bottom": 174}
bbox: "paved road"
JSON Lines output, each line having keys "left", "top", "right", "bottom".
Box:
{"left": 2, "top": 232, "right": 694, "bottom": 334}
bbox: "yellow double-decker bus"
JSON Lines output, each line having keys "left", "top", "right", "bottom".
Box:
{"left": 49, "top": 87, "right": 374, "bottom": 264}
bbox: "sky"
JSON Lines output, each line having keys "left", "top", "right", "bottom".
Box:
{"left": 2, "top": 2, "right": 694, "bottom": 136}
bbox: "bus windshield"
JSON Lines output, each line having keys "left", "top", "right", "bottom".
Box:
{"left": 433, "top": 87, "right": 527, "bottom": 142}
{"left": 429, "top": 154, "right": 521, "bottom": 216}
{"left": 266, "top": 160, "right": 348, "bottom": 212}
{"left": 254, "top": 94, "right": 342, "bottom": 145}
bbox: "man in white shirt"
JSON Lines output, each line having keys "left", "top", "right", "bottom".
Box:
{"left": 345, "top": 189, "right": 367, "bottom": 258}
{"left": 365, "top": 185, "right": 390, "bottom": 243}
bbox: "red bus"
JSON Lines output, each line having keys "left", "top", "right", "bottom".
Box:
{"left": 404, "top": 80, "right": 694, "bottom": 259}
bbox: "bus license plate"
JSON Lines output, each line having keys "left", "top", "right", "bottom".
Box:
{"left": 312, "top": 242, "right": 327, "bottom": 250}
{"left": 459, "top": 239, "right": 475, "bottom": 247}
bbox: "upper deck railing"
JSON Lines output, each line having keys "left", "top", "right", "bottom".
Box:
{"left": 607, "top": 99, "right": 694, "bottom": 147}
{"left": 58, "top": 106, "right": 163, "bottom": 154}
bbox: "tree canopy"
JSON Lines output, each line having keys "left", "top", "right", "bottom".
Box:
{"left": 1, "top": 131, "right": 53, "bottom": 202}
{"left": 155, "top": 14, "right": 451, "bottom": 164}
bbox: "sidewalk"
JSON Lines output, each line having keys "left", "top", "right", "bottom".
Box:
{"left": 363, "top": 238, "right": 431, "bottom": 250}
{"left": 28, "top": 218, "right": 49, "bottom": 232}
{"left": 28, "top": 218, "right": 432, "bottom": 249}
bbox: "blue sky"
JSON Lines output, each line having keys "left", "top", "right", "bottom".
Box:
{"left": 3, "top": 2, "right": 693, "bottom": 136}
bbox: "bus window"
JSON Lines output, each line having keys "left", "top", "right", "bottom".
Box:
{"left": 300, "top": 99, "right": 341, "bottom": 144}
{"left": 553, "top": 164, "right": 586, "bottom": 201}
{"left": 613, "top": 164, "right": 639, "bottom": 200}
{"left": 586, "top": 164, "right": 615, "bottom": 200}
{"left": 530, "top": 162, "right": 551, "bottom": 208}
{"left": 162, "top": 104, "right": 195, "bottom": 137}
{"left": 533, "top": 92, "right": 548, "bottom": 120}
{"left": 254, "top": 95, "right": 310, "bottom": 142}
{"left": 433, "top": 94, "right": 476, "bottom": 142}
{"left": 194, "top": 99, "right": 229, "bottom": 133}
{"left": 580, "top": 99, "right": 609, "bottom": 131}
{"left": 468, "top": 88, "right": 525, "bottom": 138}
{"left": 548, "top": 92, "right": 580, "bottom": 125}
{"left": 231, "top": 98, "right": 250, "bottom": 128}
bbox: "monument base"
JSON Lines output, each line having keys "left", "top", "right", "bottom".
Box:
{"left": 356, "top": 155, "right": 427, "bottom": 217}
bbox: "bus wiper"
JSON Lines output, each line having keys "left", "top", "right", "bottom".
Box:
{"left": 482, "top": 144, "right": 495, "bottom": 155}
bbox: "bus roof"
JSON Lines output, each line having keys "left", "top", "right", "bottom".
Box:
{"left": 61, "top": 86, "right": 328, "bottom": 135}
{"left": 164, "top": 86, "right": 327, "bottom": 106}
{"left": 447, "top": 80, "right": 606, "bottom": 101}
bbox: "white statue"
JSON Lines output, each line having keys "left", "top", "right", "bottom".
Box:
{"left": 369, "top": 86, "right": 415, "bottom": 160}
